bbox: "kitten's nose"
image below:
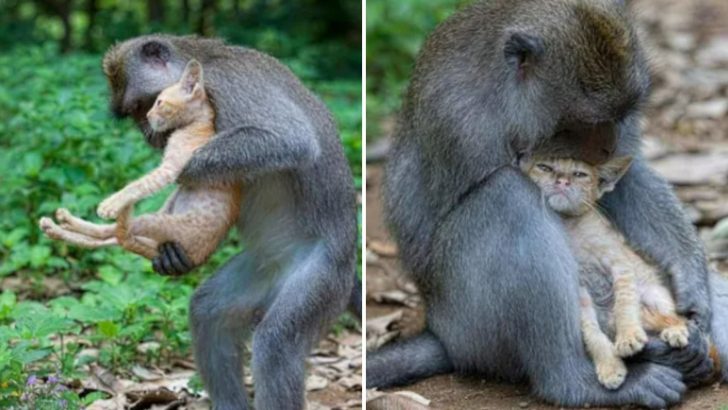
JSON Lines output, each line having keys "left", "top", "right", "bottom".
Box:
{"left": 556, "top": 177, "right": 570, "bottom": 187}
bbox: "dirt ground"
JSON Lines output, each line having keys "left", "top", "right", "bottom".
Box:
{"left": 365, "top": 0, "right": 728, "bottom": 408}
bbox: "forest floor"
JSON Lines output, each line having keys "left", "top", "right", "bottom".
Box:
{"left": 365, "top": 0, "right": 728, "bottom": 408}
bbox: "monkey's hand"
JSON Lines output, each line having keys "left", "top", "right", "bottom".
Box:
{"left": 634, "top": 323, "right": 714, "bottom": 387}
{"left": 97, "top": 193, "right": 131, "bottom": 220}
{"left": 152, "top": 242, "right": 194, "bottom": 276}
{"left": 674, "top": 279, "right": 712, "bottom": 333}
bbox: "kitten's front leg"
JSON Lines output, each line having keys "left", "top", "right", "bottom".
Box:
{"left": 98, "top": 163, "right": 181, "bottom": 219}
{"left": 609, "top": 263, "right": 648, "bottom": 357}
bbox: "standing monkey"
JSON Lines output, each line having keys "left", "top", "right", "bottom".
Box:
{"left": 369, "top": 0, "right": 728, "bottom": 408}
{"left": 103, "top": 35, "right": 359, "bottom": 409}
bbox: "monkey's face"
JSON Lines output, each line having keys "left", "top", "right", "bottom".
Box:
{"left": 505, "top": 2, "right": 650, "bottom": 158}
{"left": 103, "top": 37, "right": 186, "bottom": 148}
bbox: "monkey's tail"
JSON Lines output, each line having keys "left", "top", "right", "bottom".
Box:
{"left": 710, "top": 272, "right": 728, "bottom": 382}
{"left": 348, "top": 277, "right": 362, "bottom": 321}
{"left": 366, "top": 329, "right": 454, "bottom": 389}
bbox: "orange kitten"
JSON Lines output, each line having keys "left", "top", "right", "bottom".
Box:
{"left": 39, "top": 60, "right": 242, "bottom": 268}
{"left": 522, "top": 155, "right": 688, "bottom": 390}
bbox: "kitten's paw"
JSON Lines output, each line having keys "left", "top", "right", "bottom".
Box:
{"left": 39, "top": 217, "right": 61, "bottom": 239}
{"left": 596, "top": 358, "right": 627, "bottom": 390}
{"left": 55, "top": 208, "right": 72, "bottom": 228}
{"left": 97, "top": 197, "right": 124, "bottom": 219}
{"left": 661, "top": 325, "right": 689, "bottom": 348}
{"left": 615, "top": 327, "right": 648, "bottom": 357}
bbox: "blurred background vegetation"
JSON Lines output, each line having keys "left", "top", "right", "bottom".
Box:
{"left": 366, "top": 0, "right": 468, "bottom": 141}
{"left": 0, "top": 1, "right": 360, "bottom": 407}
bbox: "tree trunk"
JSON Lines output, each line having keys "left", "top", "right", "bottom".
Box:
{"left": 182, "top": 0, "right": 190, "bottom": 26}
{"left": 148, "top": 0, "right": 165, "bottom": 26}
{"left": 197, "top": 0, "right": 216, "bottom": 36}
{"left": 84, "top": 0, "right": 98, "bottom": 51}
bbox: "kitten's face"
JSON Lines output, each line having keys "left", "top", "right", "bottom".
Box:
{"left": 146, "top": 82, "right": 206, "bottom": 132}
{"left": 525, "top": 158, "right": 599, "bottom": 216}
{"left": 146, "top": 60, "right": 208, "bottom": 133}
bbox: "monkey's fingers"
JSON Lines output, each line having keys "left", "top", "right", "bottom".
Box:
{"left": 153, "top": 242, "right": 193, "bottom": 276}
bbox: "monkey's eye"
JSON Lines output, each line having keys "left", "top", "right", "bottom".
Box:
{"left": 536, "top": 164, "right": 553, "bottom": 172}
{"left": 573, "top": 171, "right": 588, "bottom": 178}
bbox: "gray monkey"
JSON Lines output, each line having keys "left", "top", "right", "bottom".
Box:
{"left": 368, "top": 0, "right": 728, "bottom": 408}
{"left": 103, "top": 35, "right": 359, "bottom": 409}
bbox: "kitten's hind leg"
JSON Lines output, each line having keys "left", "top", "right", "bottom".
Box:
{"left": 115, "top": 207, "right": 160, "bottom": 260}
{"left": 39, "top": 217, "right": 117, "bottom": 248}
{"left": 642, "top": 307, "right": 689, "bottom": 348}
{"left": 55, "top": 208, "right": 116, "bottom": 238}
{"left": 580, "top": 287, "right": 627, "bottom": 389}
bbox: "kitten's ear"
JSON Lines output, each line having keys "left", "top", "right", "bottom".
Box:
{"left": 504, "top": 32, "right": 545, "bottom": 80}
{"left": 180, "top": 59, "right": 204, "bottom": 95}
{"left": 516, "top": 151, "right": 534, "bottom": 172}
{"left": 598, "top": 156, "right": 633, "bottom": 194}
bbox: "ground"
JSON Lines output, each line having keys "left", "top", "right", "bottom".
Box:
{"left": 365, "top": 0, "right": 728, "bottom": 408}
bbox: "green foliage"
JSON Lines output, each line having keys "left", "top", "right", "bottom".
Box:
{"left": 0, "top": 0, "right": 361, "bottom": 80}
{"left": 366, "top": 0, "right": 468, "bottom": 140}
{"left": 0, "top": 44, "right": 360, "bottom": 405}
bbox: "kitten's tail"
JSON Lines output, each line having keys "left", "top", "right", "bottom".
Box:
{"left": 367, "top": 329, "right": 453, "bottom": 388}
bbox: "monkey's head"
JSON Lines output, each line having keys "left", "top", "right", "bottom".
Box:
{"left": 522, "top": 155, "right": 633, "bottom": 216}
{"left": 503, "top": 1, "right": 650, "bottom": 165}
{"left": 103, "top": 35, "right": 188, "bottom": 148}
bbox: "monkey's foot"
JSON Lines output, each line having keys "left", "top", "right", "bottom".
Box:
{"left": 661, "top": 325, "right": 689, "bottom": 348}
{"left": 615, "top": 327, "right": 648, "bottom": 357}
{"left": 595, "top": 357, "right": 627, "bottom": 390}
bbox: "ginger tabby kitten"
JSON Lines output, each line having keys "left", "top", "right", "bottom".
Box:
{"left": 39, "top": 60, "right": 242, "bottom": 268}
{"left": 521, "top": 155, "right": 689, "bottom": 390}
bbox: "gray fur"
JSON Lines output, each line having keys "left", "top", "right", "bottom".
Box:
{"left": 104, "top": 35, "right": 358, "bottom": 409}
{"left": 372, "top": 0, "right": 720, "bottom": 407}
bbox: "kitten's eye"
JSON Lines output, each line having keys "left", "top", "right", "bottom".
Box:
{"left": 536, "top": 164, "right": 553, "bottom": 172}
{"left": 573, "top": 171, "right": 588, "bottom": 178}
{"left": 156, "top": 100, "right": 162, "bottom": 107}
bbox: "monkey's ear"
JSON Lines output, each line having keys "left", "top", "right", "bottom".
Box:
{"left": 597, "top": 156, "right": 633, "bottom": 194}
{"left": 504, "top": 32, "right": 545, "bottom": 79}
{"left": 180, "top": 59, "right": 204, "bottom": 95}
{"left": 140, "top": 41, "right": 171, "bottom": 67}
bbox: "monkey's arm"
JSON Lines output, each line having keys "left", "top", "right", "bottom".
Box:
{"left": 177, "top": 124, "right": 320, "bottom": 186}
{"left": 601, "top": 158, "right": 711, "bottom": 332}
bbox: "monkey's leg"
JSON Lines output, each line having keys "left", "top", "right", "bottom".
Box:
{"left": 428, "top": 167, "right": 683, "bottom": 408}
{"left": 580, "top": 287, "right": 626, "bottom": 389}
{"left": 251, "top": 244, "right": 349, "bottom": 410}
{"left": 709, "top": 273, "right": 728, "bottom": 382}
{"left": 39, "top": 217, "right": 117, "bottom": 248}
{"left": 189, "top": 252, "right": 268, "bottom": 410}
{"left": 601, "top": 158, "right": 711, "bottom": 331}
{"left": 54, "top": 208, "right": 116, "bottom": 238}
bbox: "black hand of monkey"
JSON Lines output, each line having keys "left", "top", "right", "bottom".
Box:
{"left": 152, "top": 242, "right": 194, "bottom": 276}
{"left": 634, "top": 324, "right": 714, "bottom": 387}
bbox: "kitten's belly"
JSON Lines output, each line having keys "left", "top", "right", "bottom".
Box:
{"left": 166, "top": 186, "right": 238, "bottom": 216}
